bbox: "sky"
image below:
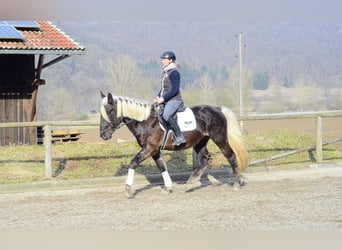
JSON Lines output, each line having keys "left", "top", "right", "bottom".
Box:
{"left": 2, "top": 0, "right": 342, "bottom": 21}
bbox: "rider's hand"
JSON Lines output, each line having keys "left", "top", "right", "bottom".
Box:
{"left": 154, "top": 96, "right": 164, "bottom": 104}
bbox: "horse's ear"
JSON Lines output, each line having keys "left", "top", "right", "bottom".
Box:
{"left": 107, "top": 93, "right": 114, "bottom": 105}
{"left": 100, "top": 91, "right": 105, "bottom": 98}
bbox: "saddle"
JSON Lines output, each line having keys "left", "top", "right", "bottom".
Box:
{"left": 154, "top": 103, "right": 196, "bottom": 149}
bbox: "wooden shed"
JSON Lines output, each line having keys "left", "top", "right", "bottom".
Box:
{"left": 0, "top": 21, "right": 85, "bottom": 146}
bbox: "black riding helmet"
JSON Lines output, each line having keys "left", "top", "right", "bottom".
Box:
{"left": 160, "top": 51, "right": 176, "bottom": 61}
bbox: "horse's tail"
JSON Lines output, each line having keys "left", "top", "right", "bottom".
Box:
{"left": 220, "top": 106, "right": 248, "bottom": 173}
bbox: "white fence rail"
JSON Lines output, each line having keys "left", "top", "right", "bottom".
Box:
{"left": 1, "top": 110, "right": 342, "bottom": 178}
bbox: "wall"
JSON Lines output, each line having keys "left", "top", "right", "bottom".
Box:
{"left": 0, "top": 54, "right": 36, "bottom": 145}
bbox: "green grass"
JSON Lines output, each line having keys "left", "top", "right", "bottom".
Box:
{"left": 0, "top": 130, "right": 341, "bottom": 184}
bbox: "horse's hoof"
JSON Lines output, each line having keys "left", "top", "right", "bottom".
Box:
{"left": 125, "top": 185, "right": 135, "bottom": 198}
{"left": 207, "top": 174, "right": 221, "bottom": 186}
{"left": 185, "top": 181, "right": 201, "bottom": 192}
{"left": 232, "top": 182, "right": 241, "bottom": 191}
{"left": 238, "top": 175, "right": 247, "bottom": 186}
{"left": 160, "top": 186, "right": 173, "bottom": 195}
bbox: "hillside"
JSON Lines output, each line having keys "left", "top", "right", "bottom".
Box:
{"left": 38, "top": 21, "right": 342, "bottom": 119}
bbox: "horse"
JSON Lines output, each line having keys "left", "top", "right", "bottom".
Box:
{"left": 100, "top": 92, "right": 248, "bottom": 198}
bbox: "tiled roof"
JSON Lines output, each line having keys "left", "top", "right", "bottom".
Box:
{"left": 0, "top": 21, "right": 85, "bottom": 54}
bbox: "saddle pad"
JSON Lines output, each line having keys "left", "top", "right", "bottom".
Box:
{"left": 159, "top": 108, "right": 196, "bottom": 132}
{"left": 177, "top": 108, "right": 196, "bottom": 131}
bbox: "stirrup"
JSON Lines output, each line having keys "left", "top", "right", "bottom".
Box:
{"left": 172, "top": 135, "right": 186, "bottom": 146}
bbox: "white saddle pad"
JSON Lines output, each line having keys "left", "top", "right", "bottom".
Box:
{"left": 159, "top": 107, "right": 196, "bottom": 132}
{"left": 177, "top": 108, "right": 196, "bottom": 131}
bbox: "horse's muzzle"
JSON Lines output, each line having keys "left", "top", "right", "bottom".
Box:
{"left": 100, "top": 131, "right": 112, "bottom": 140}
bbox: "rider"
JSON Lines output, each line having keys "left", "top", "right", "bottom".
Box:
{"left": 154, "top": 51, "right": 186, "bottom": 146}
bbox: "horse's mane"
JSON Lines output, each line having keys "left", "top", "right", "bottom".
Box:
{"left": 102, "top": 95, "right": 152, "bottom": 122}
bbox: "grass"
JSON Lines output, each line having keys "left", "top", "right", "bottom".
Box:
{"left": 0, "top": 130, "right": 341, "bottom": 184}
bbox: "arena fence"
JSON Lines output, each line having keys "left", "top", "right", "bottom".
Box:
{"left": 1, "top": 110, "right": 342, "bottom": 178}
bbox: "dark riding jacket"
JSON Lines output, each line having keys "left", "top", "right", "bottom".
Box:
{"left": 158, "top": 62, "right": 182, "bottom": 102}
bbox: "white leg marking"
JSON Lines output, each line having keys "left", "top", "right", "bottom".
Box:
{"left": 126, "top": 168, "right": 135, "bottom": 186}
{"left": 162, "top": 171, "right": 172, "bottom": 188}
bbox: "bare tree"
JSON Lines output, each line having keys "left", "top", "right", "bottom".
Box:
{"left": 228, "top": 65, "right": 253, "bottom": 112}
{"left": 38, "top": 83, "right": 74, "bottom": 120}
{"left": 198, "top": 73, "right": 214, "bottom": 104}
{"left": 105, "top": 55, "right": 141, "bottom": 97}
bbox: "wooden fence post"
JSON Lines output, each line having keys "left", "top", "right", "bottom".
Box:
{"left": 316, "top": 116, "right": 323, "bottom": 162}
{"left": 44, "top": 124, "right": 52, "bottom": 178}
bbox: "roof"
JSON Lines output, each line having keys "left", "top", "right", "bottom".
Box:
{"left": 0, "top": 21, "right": 85, "bottom": 55}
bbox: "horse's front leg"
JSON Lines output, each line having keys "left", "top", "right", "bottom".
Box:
{"left": 125, "top": 148, "right": 152, "bottom": 198}
{"left": 152, "top": 152, "right": 173, "bottom": 194}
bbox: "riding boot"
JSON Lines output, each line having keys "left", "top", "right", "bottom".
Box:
{"left": 167, "top": 117, "right": 186, "bottom": 146}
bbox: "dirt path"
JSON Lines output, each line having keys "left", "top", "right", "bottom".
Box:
{"left": 1, "top": 167, "right": 341, "bottom": 230}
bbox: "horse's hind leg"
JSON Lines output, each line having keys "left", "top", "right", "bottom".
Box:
{"left": 226, "top": 153, "right": 244, "bottom": 189}
{"left": 214, "top": 140, "right": 245, "bottom": 189}
{"left": 227, "top": 152, "right": 247, "bottom": 188}
{"left": 186, "top": 137, "right": 211, "bottom": 188}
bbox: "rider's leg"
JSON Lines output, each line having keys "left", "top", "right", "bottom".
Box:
{"left": 167, "top": 116, "right": 185, "bottom": 145}
{"left": 163, "top": 100, "right": 186, "bottom": 146}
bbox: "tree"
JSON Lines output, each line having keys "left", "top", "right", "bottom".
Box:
{"left": 105, "top": 55, "right": 142, "bottom": 97}
{"left": 198, "top": 73, "right": 214, "bottom": 104}
{"left": 228, "top": 65, "right": 254, "bottom": 112}
{"left": 257, "top": 86, "right": 287, "bottom": 113}
{"left": 282, "top": 76, "right": 293, "bottom": 88}
{"left": 253, "top": 72, "right": 269, "bottom": 90}
{"left": 37, "top": 83, "right": 74, "bottom": 120}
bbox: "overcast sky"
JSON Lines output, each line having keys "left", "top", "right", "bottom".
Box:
{"left": 2, "top": 0, "right": 342, "bottom": 21}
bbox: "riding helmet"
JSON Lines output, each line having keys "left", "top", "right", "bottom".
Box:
{"left": 160, "top": 51, "right": 176, "bottom": 61}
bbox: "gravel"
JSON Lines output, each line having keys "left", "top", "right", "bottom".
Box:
{"left": 0, "top": 167, "right": 341, "bottom": 230}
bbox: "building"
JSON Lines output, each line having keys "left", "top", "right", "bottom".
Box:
{"left": 0, "top": 21, "right": 85, "bottom": 145}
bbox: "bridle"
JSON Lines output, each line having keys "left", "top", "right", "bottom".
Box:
{"left": 101, "top": 95, "right": 152, "bottom": 134}
{"left": 114, "top": 118, "right": 133, "bottom": 130}
{"left": 100, "top": 101, "right": 133, "bottom": 133}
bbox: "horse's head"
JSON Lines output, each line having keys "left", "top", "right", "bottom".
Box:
{"left": 100, "top": 92, "right": 121, "bottom": 140}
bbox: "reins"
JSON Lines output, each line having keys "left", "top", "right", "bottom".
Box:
{"left": 115, "top": 118, "right": 134, "bottom": 130}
